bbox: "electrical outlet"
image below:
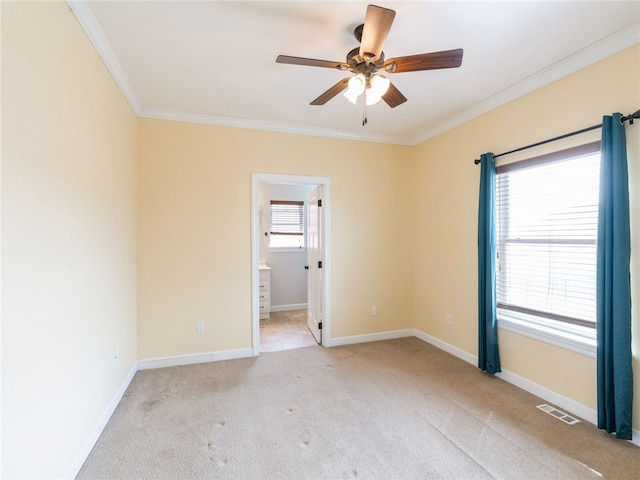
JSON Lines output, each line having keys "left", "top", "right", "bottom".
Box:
{"left": 197, "top": 321, "right": 205, "bottom": 333}
{"left": 446, "top": 313, "right": 452, "bottom": 325}
{"left": 371, "top": 306, "right": 377, "bottom": 316}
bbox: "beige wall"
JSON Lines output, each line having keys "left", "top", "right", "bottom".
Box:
{"left": 1, "top": 2, "right": 138, "bottom": 478}
{"left": 137, "top": 121, "right": 414, "bottom": 359}
{"left": 411, "top": 45, "right": 640, "bottom": 430}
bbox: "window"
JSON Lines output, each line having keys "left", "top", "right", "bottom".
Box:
{"left": 269, "top": 200, "right": 304, "bottom": 249}
{"left": 495, "top": 142, "right": 600, "bottom": 353}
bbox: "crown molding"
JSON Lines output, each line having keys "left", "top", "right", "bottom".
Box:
{"left": 138, "top": 107, "right": 412, "bottom": 145}
{"left": 411, "top": 23, "right": 640, "bottom": 146}
{"left": 69, "top": 0, "right": 638, "bottom": 147}
{"left": 67, "top": 0, "right": 141, "bottom": 114}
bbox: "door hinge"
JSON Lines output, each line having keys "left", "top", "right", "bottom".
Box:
{"left": 317, "top": 261, "right": 322, "bottom": 268}
{"left": 318, "top": 199, "right": 322, "bottom": 207}
{"left": 318, "top": 322, "right": 323, "bottom": 330}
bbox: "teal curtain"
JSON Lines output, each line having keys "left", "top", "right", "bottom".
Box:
{"left": 597, "top": 113, "right": 633, "bottom": 440}
{"left": 478, "top": 153, "right": 501, "bottom": 374}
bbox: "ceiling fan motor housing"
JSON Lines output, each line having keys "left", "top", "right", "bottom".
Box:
{"left": 346, "top": 47, "right": 385, "bottom": 74}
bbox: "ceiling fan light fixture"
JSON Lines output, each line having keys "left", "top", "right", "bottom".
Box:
{"left": 365, "top": 92, "right": 380, "bottom": 105}
{"left": 344, "top": 89, "right": 360, "bottom": 105}
{"left": 343, "top": 73, "right": 366, "bottom": 104}
{"left": 369, "top": 74, "right": 390, "bottom": 96}
{"left": 363, "top": 74, "right": 390, "bottom": 105}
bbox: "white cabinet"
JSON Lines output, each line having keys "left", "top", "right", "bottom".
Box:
{"left": 259, "top": 266, "right": 271, "bottom": 319}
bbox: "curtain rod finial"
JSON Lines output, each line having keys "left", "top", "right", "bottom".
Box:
{"left": 474, "top": 158, "right": 481, "bottom": 165}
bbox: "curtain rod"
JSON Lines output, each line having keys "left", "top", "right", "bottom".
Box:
{"left": 473, "top": 109, "right": 640, "bottom": 165}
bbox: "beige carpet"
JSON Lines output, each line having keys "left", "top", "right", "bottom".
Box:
{"left": 78, "top": 337, "right": 639, "bottom": 479}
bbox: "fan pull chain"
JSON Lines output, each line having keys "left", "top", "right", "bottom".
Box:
{"left": 362, "top": 93, "right": 368, "bottom": 126}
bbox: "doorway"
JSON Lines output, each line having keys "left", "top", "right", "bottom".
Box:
{"left": 251, "top": 173, "right": 331, "bottom": 356}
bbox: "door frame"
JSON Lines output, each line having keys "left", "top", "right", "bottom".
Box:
{"left": 251, "top": 173, "right": 331, "bottom": 356}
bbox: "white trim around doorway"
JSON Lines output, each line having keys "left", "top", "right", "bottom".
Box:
{"left": 251, "top": 173, "right": 332, "bottom": 356}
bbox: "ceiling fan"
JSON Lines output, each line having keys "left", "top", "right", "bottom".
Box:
{"left": 276, "top": 4, "right": 463, "bottom": 114}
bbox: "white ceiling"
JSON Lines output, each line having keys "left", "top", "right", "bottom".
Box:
{"left": 71, "top": 1, "right": 640, "bottom": 145}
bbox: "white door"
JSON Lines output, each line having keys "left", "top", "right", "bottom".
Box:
{"left": 307, "top": 186, "right": 323, "bottom": 344}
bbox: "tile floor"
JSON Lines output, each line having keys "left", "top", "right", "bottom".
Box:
{"left": 259, "top": 309, "right": 318, "bottom": 352}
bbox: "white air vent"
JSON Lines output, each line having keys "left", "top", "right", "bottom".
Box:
{"left": 537, "top": 404, "right": 580, "bottom": 425}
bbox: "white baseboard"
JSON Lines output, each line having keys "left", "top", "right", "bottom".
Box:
{"left": 330, "top": 328, "right": 414, "bottom": 347}
{"left": 497, "top": 368, "right": 598, "bottom": 424}
{"left": 64, "top": 362, "right": 137, "bottom": 479}
{"left": 413, "top": 329, "right": 594, "bottom": 421}
{"left": 412, "top": 329, "right": 478, "bottom": 366}
{"left": 498, "top": 367, "right": 640, "bottom": 446}
{"left": 270, "top": 303, "right": 307, "bottom": 312}
{"left": 137, "top": 347, "right": 253, "bottom": 370}
{"left": 413, "top": 329, "right": 640, "bottom": 446}
{"left": 410, "top": 328, "right": 640, "bottom": 444}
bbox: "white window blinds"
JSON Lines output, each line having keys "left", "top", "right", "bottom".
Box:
{"left": 495, "top": 143, "right": 600, "bottom": 328}
{"left": 270, "top": 200, "right": 304, "bottom": 248}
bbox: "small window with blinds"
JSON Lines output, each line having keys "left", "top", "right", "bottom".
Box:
{"left": 495, "top": 142, "right": 600, "bottom": 335}
{"left": 269, "top": 200, "right": 304, "bottom": 249}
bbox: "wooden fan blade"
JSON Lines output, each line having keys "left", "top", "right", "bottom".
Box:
{"left": 276, "top": 55, "right": 346, "bottom": 70}
{"left": 382, "top": 82, "right": 407, "bottom": 108}
{"left": 385, "top": 49, "right": 463, "bottom": 74}
{"left": 310, "top": 78, "right": 350, "bottom": 105}
{"left": 359, "top": 5, "right": 396, "bottom": 61}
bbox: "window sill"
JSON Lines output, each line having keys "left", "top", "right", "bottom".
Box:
{"left": 497, "top": 311, "right": 596, "bottom": 358}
